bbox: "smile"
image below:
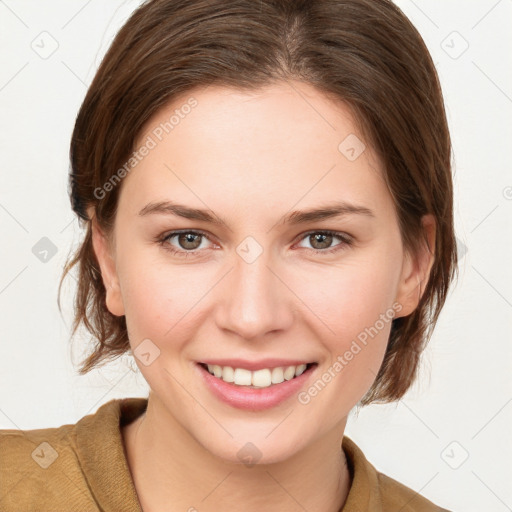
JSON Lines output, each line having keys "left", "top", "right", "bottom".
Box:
{"left": 199, "top": 362, "right": 316, "bottom": 389}
{"left": 196, "top": 361, "right": 318, "bottom": 410}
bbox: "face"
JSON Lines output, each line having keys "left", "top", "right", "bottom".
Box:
{"left": 91, "top": 81, "right": 433, "bottom": 464}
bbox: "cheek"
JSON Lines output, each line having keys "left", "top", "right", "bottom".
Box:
{"left": 116, "top": 250, "right": 210, "bottom": 344}
{"left": 291, "top": 252, "right": 401, "bottom": 377}
{"left": 297, "top": 254, "right": 401, "bottom": 334}
{"left": 291, "top": 265, "right": 398, "bottom": 407}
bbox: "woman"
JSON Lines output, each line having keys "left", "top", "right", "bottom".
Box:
{"left": 0, "top": 0, "right": 456, "bottom": 510}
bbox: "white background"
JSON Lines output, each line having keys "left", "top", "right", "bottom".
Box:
{"left": 0, "top": 1, "right": 511, "bottom": 511}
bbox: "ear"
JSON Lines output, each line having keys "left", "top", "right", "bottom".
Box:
{"left": 394, "top": 214, "right": 436, "bottom": 318}
{"left": 88, "top": 207, "right": 125, "bottom": 317}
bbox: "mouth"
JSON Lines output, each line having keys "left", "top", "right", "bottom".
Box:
{"left": 195, "top": 360, "right": 319, "bottom": 410}
{"left": 197, "top": 362, "right": 318, "bottom": 389}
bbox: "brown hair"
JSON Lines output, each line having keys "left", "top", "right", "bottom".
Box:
{"left": 59, "top": 0, "right": 457, "bottom": 405}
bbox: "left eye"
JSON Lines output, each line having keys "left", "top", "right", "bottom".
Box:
{"left": 295, "top": 230, "right": 353, "bottom": 253}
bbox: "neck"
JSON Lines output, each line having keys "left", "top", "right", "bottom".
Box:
{"left": 122, "top": 397, "right": 351, "bottom": 512}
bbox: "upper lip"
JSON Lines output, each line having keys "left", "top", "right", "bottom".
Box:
{"left": 199, "top": 358, "right": 316, "bottom": 371}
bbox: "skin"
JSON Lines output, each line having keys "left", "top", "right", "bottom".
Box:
{"left": 89, "top": 80, "right": 435, "bottom": 512}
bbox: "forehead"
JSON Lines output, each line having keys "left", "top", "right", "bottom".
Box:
{"left": 118, "top": 81, "right": 390, "bottom": 222}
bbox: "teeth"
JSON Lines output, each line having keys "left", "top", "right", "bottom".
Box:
{"left": 234, "top": 368, "right": 252, "bottom": 386}
{"left": 283, "top": 366, "right": 296, "bottom": 381}
{"left": 222, "top": 366, "right": 234, "bottom": 382}
{"left": 252, "top": 369, "right": 271, "bottom": 387}
{"left": 204, "top": 363, "right": 311, "bottom": 388}
{"left": 295, "top": 364, "right": 307, "bottom": 377}
{"left": 271, "top": 367, "right": 284, "bottom": 384}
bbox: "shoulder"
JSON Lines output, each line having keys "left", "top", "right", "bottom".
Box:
{"left": 0, "top": 418, "right": 98, "bottom": 510}
{"left": 0, "top": 418, "right": 80, "bottom": 472}
{"left": 376, "top": 471, "right": 451, "bottom": 511}
{"left": 342, "top": 436, "right": 452, "bottom": 512}
{"left": 0, "top": 398, "right": 145, "bottom": 511}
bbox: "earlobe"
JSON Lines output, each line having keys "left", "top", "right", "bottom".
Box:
{"left": 394, "top": 214, "right": 436, "bottom": 318}
{"left": 89, "top": 213, "right": 125, "bottom": 317}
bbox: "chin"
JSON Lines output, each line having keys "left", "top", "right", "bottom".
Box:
{"left": 195, "top": 427, "right": 309, "bottom": 468}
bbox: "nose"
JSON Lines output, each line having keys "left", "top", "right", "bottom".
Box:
{"left": 214, "top": 248, "right": 295, "bottom": 341}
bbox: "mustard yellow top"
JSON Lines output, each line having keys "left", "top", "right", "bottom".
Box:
{"left": 0, "top": 398, "right": 451, "bottom": 511}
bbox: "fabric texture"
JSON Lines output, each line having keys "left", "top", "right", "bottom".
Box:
{"left": 0, "top": 397, "right": 451, "bottom": 511}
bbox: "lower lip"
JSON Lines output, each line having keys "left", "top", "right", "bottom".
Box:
{"left": 196, "top": 363, "right": 317, "bottom": 411}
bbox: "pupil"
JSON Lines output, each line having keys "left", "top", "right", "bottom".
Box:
{"left": 312, "top": 233, "right": 331, "bottom": 249}
{"left": 180, "top": 233, "right": 201, "bottom": 249}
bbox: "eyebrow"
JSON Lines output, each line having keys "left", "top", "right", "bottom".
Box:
{"left": 138, "top": 200, "right": 375, "bottom": 227}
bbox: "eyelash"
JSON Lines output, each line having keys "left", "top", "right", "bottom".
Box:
{"left": 157, "top": 229, "right": 354, "bottom": 258}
